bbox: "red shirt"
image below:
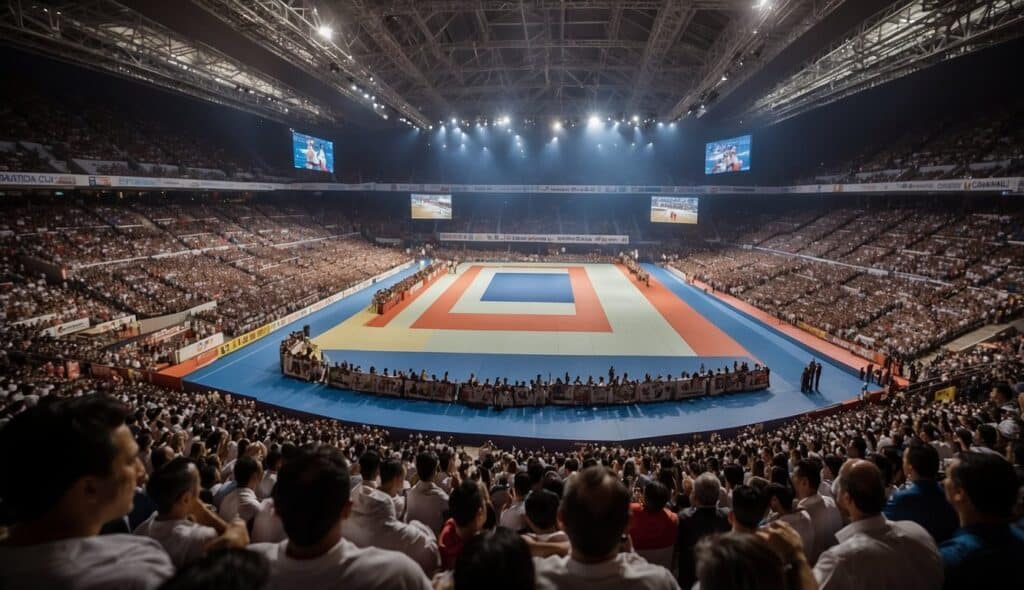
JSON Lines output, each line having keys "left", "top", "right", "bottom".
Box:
{"left": 628, "top": 502, "right": 679, "bottom": 550}
{"left": 438, "top": 518, "right": 466, "bottom": 570}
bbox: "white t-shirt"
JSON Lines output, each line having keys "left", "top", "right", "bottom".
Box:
{"left": 0, "top": 534, "right": 174, "bottom": 590}
{"left": 499, "top": 500, "right": 527, "bottom": 531}
{"left": 248, "top": 537, "right": 432, "bottom": 590}
{"left": 220, "top": 487, "right": 261, "bottom": 523}
{"left": 533, "top": 552, "right": 680, "bottom": 590}
{"left": 134, "top": 512, "right": 218, "bottom": 568}
{"left": 252, "top": 498, "right": 288, "bottom": 543}
{"left": 405, "top": 480, "right": 449, "bottom": 536}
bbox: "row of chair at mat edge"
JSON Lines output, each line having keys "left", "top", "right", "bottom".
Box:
{"left": 280, "top": 351, "right": 769, "bottom": 409}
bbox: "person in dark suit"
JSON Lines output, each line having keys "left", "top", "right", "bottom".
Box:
{"left": 884, "top": 441, "right": 958, "bottom": 543}
{"left": 677, "top": 472, "right": 730, "bottom": 588}
{"left": 814, "top": 362, "right": 822, "bottom": 391}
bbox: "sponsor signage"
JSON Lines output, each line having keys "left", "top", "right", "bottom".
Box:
{"left": 438, "top": 232, "right": 629, "bottom": 244}
{"left": 173, "top": 332, "right": 225, "bottom": 364}
{"left": 39, "top": 317, "right": 90, "bottom": 338}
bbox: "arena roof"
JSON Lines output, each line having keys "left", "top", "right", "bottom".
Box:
{"left": 3, "top": 1, "right": 1022, "bottom": 129}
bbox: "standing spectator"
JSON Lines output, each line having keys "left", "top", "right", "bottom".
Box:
{"left": 523, "top": 489, "right": 567, "bottom": 543}
{"left": 628, "top": 480, "right": 678, "bottom": 568}
{"left": 883, "top": 441, "right": 959, "bottom": 543}
{"left": 939, "top": 452, "right": 1024, "bottom": 590}
{"left": 438, "top": 480, "right": 487, "bottom": 571}
{"left": 406, "top": 451, "right": 449, "bottom": 536}
{"left": 219, "top": 456, "right": 263, "bottom": 527}
{"left": 728, "top": 484, "right": 770, "bottom": 534}
{"left": 257, "top": 450, "right": 282, "bottom": 500}
{"left": 677, "top": 472, "right": 731, "bottom": 588}
{"left": 247, "top": 445, "right": 431, "bottom": 589}
{"left": 765, "top": 483, "right": 815, "bottom": 555}
{"left": 500, "top": 472, "right": 531, "bottom": 532}
{"left": 449, "top": 527, "right": 535, "bottom": 590}
{"left": 135, "top": 456, "right": 250, "bottom": 568}
{"left": 813, "top": 460, "right": 943, "bottom": 590}
{"left": 0, "top": 396, "right": 174, "bottom": 589}
{"left": 533, "top": 466, "right": 680, "bottom": 590}
{"left": 792, "top": 458, "right": 843, "bottom": 563}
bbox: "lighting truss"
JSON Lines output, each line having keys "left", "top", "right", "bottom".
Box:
{"left": 0, "top": 0, "right": 335, "bottom": 124}
{"left": 190, "top": 0, "right": 432, "bottom": 128}
{"left": 750, "top": 0, "right": 1024, "bottom": 124}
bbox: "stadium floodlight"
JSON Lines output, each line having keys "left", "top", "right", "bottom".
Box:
{"left": 317, "top": 25, "right": 333, "bottom": 39}
{"left": 631, "top": 114, "right": 640, "bottom": 123}
{"left": 451, "top": 117, "right": 457, "bottom": 124}
{"left": 551, "top": 120, "right": 563, "bottom": 132}
{"left": 587, "top": 114, "right": 601, "bottom": 127}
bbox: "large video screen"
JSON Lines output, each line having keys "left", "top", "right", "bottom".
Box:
{"left": 291, "top": 130, "right": 334, "bottom": 173}
{"left": 651, "top": 196, "right": 699, "bottom": 224}
{"left": 705, "top": 134, "right": 751, "bottom": 174}
{"left": 411, "top": 193, "right": 452, "bottom": 220}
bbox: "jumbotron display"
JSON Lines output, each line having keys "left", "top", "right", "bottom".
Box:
{"left": 291, "top": 130, "right": 334, "bottom": 173}
{"left": 650, "top": 196, "right": 699, "bottom": 224}
{"left": 705, "top": 134, "right": 751, "bottom": 174}
{"left": 410, "top": 193, "right": 452, "bottom": 219}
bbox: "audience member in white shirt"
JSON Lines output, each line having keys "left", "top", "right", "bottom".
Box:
{"left": 219, "top": 455, "right": 263, "bottom": 525}
{"left": 793, "top": 458, "right": 843, "bottom": 564}
{"left": 813, "top": 460, "right": 943, "bottom": 590}
{"left": 765, "top": 482, "right": 815, "bottom": 556}
{"left": 0, "top": 396, "right": 174, "bottom": 589}
{"left": 406, "top": 451, "right": 450, "bottom": 535}
{"left": 532, "top": 466, "right": 680, "bottom": 590}
{"left": 256, "top": 449, "right": 281, "bottom": 500}
{"left": 248, "top": 445, "right": 432, "bottom": 590}
{"left": 378, "top": 459, "right": 409, "bottom": 520}
{"left": 252, "top": 498, "right": 287, "bottom": 543}
{"left": 134, "top": 456, "right": 249, "bottom": 567}
{"left": 343, "top": 454, "right": 440, "bottom": 575}
{"left": 499, "top": 472, "right": 531, "bottom": 531}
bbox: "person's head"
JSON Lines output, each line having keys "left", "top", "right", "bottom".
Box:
{"left": 448, "top": 480, "right": 486, "bottom": 534}
{"left": 642, "top": 480, "right": 670, "bottom": 513}
{"left": 148, "top": 457, "right": 201, "bottom": 517}
{"left": 512, "top": 472, "right": 532, "bottom": 500}
{"left": 943, "top": 452, "right": 1019, "bottom": 525}
{"left": 903, "top": 440, "right": 940, "bottom": 481}
{"left": 791, "top": 458, "right": 823, "bottom": 499}
{"left": 976, "top": 424, "right": 998, "bottom": 449}
{"left": 729, "top": 485, "right": 769, "bottom": 532}
{"left": 379, "top": 458, "right": 405, "bottom": 496}
{"left": 234, "top": 456, "right": 262, "bottom": 488}
{"left": 453, "top": 527, "right": 535, "bottom": 590}
{"left": 991, "top": 382, "right": 1014, "bottom": 406}
{"left": 558, "top": 466, "right": 630, "bottom": 561}
{"left": 692, "top": 472, "right": 722, "bottom": 507}
{"left": 524, "top": 488, "right": 560, "bottom": 533}
{"left": 723, "top": 464, "right": 744, "bottom": 489}
{"left": 273, "top": 445, "right": 351, "bottom": 549}
{"left": 415, "top": 451, "right": 439, "bottom": 482}
{"left": 0, "top": 396, "right": 141, "bottom": 533}
{"left": 159, "top": 548, "right": 270, "bottom": 590}
{"left": 358, "top": 450, "right": 381, "bottom": 482}
{"left": 695, "top": 533, "right": 787, "bottom": 590}
{"left": 766, "top": 483, "right": 796, "bottom": 515}
{"left": 834, "top": 459, "right": 886, "bottom": 521}
{"left": 263, "top": 449, "right": 283, "bottom": 473}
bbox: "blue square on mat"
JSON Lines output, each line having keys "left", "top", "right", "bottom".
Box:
{"left": 480, "top": 272, "right": 575, "bottom": 303}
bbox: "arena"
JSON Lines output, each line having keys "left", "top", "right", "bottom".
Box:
{"left": 2, "top": 1, "right": 1024, "bottom": 589}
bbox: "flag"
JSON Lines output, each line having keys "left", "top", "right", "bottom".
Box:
{"left": 934, "top": 386, "right": 956, "bottom": 403}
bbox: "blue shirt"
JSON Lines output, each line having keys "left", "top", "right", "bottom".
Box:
{"left": 939, "top": 523, "right": 1024, "bottom": 590}
{"left": 883, "top": 480, "right": 958, "bottom": 543}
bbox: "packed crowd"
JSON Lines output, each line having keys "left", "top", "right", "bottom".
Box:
{"left": 0, "top": 337, "right": 1022, "bottom": 589}
{"left": 371, "top": 261, "right": 445, "bottom": 310}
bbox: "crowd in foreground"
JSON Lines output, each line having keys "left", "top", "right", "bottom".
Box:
{"left": 0, "top": 345, "right": 1022, "bottom": 589}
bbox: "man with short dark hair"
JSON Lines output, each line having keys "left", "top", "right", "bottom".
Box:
{"left": 524, "top": 488, "right": 566, "bottom": 543}
{"left": 135, "top": 457, "right": 250, "bottom": 567}
{"left": 628, "top": 480, "right": 678, "bottom": 552}
{"left": 247, "top": 445, "right": 431, "bottom": 589}
{"left": 533, "top": 466, "right": 679, "bottom": 589}
{"left": 939, "top": 452, "right": 1024, "bottom": 590}
{"left": 884, "top": 441, "right": 959, "bottom": 543}
{"left": 220, "top": 455, "right": 263, "bottom": 526}
{"left": 792, "top": 458, "right": 842, "bottom": 563}
{"left": 438, "top": 480, "right": 487, "bottom": 571}
{"left": 406, "top": 451, "right": 449, "bottom": 536}
{"left": 500, "top": 472, "right": 532, "bottom": 531}
{"left": 676, "top": 472, "right": 730, "bottom": 588}
{"left": 0, "top": 396, "right": 174, "bottom": 589}
{"left": 813, "top": 460, "right": 942, "bottom": 590}
{"left": 764, "top": 482, "right": 814, "bottom": 554}
{"left": 728, "top": 484, "right": 769, "bottom": 534}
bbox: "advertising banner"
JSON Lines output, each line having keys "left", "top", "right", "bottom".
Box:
{"left": 438, "top": 232, "right": 629, "bottom": 244}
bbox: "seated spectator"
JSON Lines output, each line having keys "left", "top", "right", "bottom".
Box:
{"left": 247, "top": 445, "right": 431, "bottom": 589}
{"left": 765, "top": 482, "right": 815, "bottom": 556}
{"left": 500, "top": 472, "right": 531, "bottom": 532}
{"left": 533, "top": 466, "right": 679, "bottom": 590}
{"left": 0, "top": 396, "right": 174, "bottom": 589}
{"left": 813, "top": 460, "right": 943, "bottom": 590}
{"left": 135, "top": 457, "right": 249, "bottom": 568}
{"left": 219, "top": 456, "right": 263, "bottom": 527}
{"left": 159, "top": 548, "right": 270, "bottom": 590}
{"left": 378, "top": 457, "right": 409, "bottom": 521}
{"left": 451, "top": 527, "right": 535, "bottom": 590}
{"left": 728, "top": 484, "right": 770, "bottom": 534}
{"left": 523, "top": 488, "right": 567, "bottom": 543}
{"left": 628, "top": 480, "right": 678, "bottom": 569}
{"left": 677, "top": 472, "right": 731, "bottom": 588}
{"left": 792, "top": 458, "right": 842, "bottom": 563}
{"left": 883, "top": 441, "right": 959, "bottom": 543}
{"left": 406, "top": 451, "right": 449, "bottom": 536}
{"left": 696, "top": 523, "right": 815, "bottom": 590}
{"left": 939, "top": 452, "right": 1024, "bottom": 590}
{"left": 439, "top": 480, "right": 487, "bottom": 571}
{"left": 344, "top": 452, "right": 440, "bottom": 575}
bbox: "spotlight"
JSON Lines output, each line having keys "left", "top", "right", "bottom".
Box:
{"left": 551, "top": 120, "right": 562, "bottom": 132}
{"left": 631, "top": 114, "right": 640, "bottom": 123}
{"left": 451, "top": 117, "right": 457, "bottom": 124}
{"left": 317, "top": 25, "right": 333, "bottom": 39}
{"left": 587, "top": 114, "right": 601, "bottom": 127}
